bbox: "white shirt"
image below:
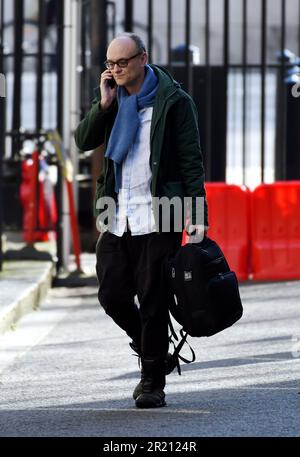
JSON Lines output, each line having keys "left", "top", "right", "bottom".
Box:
{"left": 109, "top": 107, "right": 157, "bottom": 237}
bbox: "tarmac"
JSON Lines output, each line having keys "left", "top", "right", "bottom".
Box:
{"left": 0, "top": 236, "right": 300, "bottom": 438}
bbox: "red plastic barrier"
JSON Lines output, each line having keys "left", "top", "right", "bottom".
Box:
{"left": 205, "top": 183, "right": 251, "bottom": 281}
{"left": 20, "top": 153, "right": 57, "bottom": 243}
{"left": 251, "top": 181, "right": 300, "bottom": 280}
{"left": 20, "top": 152, "right": 40, "bottom": 243}
{"left": 38, "top": 165, "right": 57, "bottom": 237}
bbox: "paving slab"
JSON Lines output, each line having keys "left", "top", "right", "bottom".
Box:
{"left": 0, "top": 260, "right": 55, "bottom": 336}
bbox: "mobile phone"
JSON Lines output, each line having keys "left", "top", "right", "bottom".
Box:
{"left": 107, "top": 77, "right": 116, "bottom": 89}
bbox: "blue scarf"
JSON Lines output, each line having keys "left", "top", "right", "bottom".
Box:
{"left": 105, "top": 64, "right": 158, "bottom": 192}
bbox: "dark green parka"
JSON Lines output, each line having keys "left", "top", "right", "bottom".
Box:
{"left": 74, "top": 64, "right": 208, "bottom": 230}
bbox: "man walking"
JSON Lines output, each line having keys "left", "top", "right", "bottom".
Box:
{"left": 74, "top": 33, "right": 208, "bottom": 408}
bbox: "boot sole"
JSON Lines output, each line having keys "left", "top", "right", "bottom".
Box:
{"left": 133, "top": 382, "right": 143, "bottom": 401}
{"left": 135, "top": 395, "right": 166, "bottom": 409}
{"left": 133, "top": 390, "right": 142, "bottom": 401}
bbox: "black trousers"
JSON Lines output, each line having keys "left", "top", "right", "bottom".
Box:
{"left": 96, "top": 229, "right": 182, "bottom": 362}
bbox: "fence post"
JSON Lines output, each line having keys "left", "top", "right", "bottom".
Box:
{"left": 90, "top": 0, "right": 108, "bottom": 89}
{"left": 0, "top": 0, "right": 5, "bottom": 271}
{"left": 12, "top": 0, "right": 23, "bottom": 158}
{"left": 124, "top": 0, "right": 133, "bottom": 32}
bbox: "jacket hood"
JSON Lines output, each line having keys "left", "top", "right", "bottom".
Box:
{"left": 149, "top": 64, "right": 183, "bottom": 132}
{"left": 150, "top": 64, "right": 181, "bottom": 94}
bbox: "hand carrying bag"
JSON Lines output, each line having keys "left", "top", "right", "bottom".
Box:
{"left": 164, "top": 236, "right": 243, "bottom": 373}
{"left": 166, "top": 236, "right": 243, "bottom": 337}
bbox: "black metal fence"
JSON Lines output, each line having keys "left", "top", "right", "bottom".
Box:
{"left": 0, "top": 0, "right": 64, "bottom": 267}
{"left": 1, "top": 0, "right": 300, "bottom": 266}
{"left": 0, "top": 0, "right": 4, "bottom": 270}
{"left": 79, "top": 0, "right": 300, "bottom": 185}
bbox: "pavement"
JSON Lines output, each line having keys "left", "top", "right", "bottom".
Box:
{"left": 0, "top": 236, "right": 96, "bottom": 338}
{"left": 0, "top": 274, "right": 299, "bottom": 437}
{"left": 0, "top": 237, "right": 300, "bottom": 437}
{"left": 0, "top": 258, "right": 55, "bottom": 336}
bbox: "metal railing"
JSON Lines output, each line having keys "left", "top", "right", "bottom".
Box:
{"left": 1, "top": 0, "right": 300, "bottom": 268}
{"left": 0, "top": 0, "right": 5, "bottom": 270}
{"left": 89, "top": 0, "right": 300, "bottom": 184}
{"left": 0, "top": 0, "right": 64, "bottom": 268}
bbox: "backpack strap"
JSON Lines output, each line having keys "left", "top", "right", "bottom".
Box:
{"left": 168, "top": 312, "right": 179, "bottom": 342}
{"left": 168, "top": 314, "right": 196, "bottom": 375}
{"left": 175, "top": 329, "right": 196, "bottom": 365}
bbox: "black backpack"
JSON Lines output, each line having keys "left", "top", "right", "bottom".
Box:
{"left": 164, "top": 236, "right": 243, "bottom": 374}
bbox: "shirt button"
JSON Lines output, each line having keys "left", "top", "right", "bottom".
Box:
{"left": 153, "top": 162, "right": 157, "bottom": 165}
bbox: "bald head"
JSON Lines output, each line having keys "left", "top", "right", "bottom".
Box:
{"left": 107, "top": 32, "right": 146, "bottom": 60}
{"left": 107, "top": 36, "right": 138, "bottom": 59}
{"left": 106, "top": 33, "right": 148, "bottom": 94}
{"left": 108, "top": 33, "right": 146, "bottom": 56}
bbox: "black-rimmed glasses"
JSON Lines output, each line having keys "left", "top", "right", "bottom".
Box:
{"left": 104, "top": 52, "right": 143, "bottom": 70}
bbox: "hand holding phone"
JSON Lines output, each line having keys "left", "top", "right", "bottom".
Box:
{"left": 100, "top": 70, "right": 117, "bottom": 110}
{"left": 107, "top": 77, "right": 116, "bottom": 89}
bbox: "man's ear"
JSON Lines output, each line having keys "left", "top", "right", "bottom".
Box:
{"left": 142, "top": 52, "right": 148, "bottom": 65}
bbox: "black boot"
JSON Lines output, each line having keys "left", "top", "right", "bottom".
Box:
{"left": 132, "top": 352, "right": 175, "bottom": 400}
{"left": 132, "top": 369, "right": 145, "bottom": 400}
{"left": 129, "top": 341, "right": 144, "bottom": 400}
{"left": 135, "top": 358, "right": 166, "bottom": 408}
{"left": 130, "top": 340, "right": 178, "bottom": 400}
